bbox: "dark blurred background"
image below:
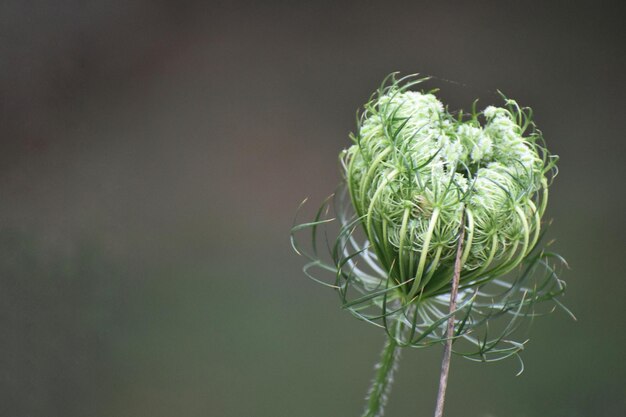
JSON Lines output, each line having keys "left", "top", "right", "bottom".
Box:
{"left": 0, "top": 1, "right": 624, "bottom": 416}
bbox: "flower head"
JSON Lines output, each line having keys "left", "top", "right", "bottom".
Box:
{"left": 292, "top": 74, "right": 567, "bottom": 361}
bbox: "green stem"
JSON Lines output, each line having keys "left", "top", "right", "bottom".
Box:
{"left": 433, "top": 211, "right": 466, "bottom": 417}
{"left": 362, "top": 337, "right": 401, "bottom": 417}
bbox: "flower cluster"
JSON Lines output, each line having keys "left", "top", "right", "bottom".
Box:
{"left": 292, "top": 74, "right": 566, "bottom": 360}
{"left": 342, "top": 76, "right": 553, "bottom": 300}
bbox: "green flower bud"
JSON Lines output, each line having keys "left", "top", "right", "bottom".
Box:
{"left": 292, "top": 73, "right": 567, "bottom": 358}
{"left": 292, "top": 74, "right": 569, "bottom": 417}
{"left": 343, "top": 76, "right": 555, "bottom": 300}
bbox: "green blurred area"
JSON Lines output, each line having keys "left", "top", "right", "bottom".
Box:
{"left": 1, "top": 1, "right": 624, "bottom": 416}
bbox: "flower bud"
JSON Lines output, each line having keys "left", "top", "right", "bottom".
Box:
{"left": 292, "top": 73, "right": 566, "bottom": 357}
{"left": 343, "top": 76, "right": 556, "bottom": 299}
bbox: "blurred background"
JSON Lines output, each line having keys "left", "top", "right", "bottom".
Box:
{"left": 1, "top": 1, "right": 624, "bottom": 416}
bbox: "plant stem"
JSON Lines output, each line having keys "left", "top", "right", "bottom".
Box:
{"left": 362, "top": 337, "right": 401, "bottom": 417}
{"left": 433, "top": 213, "right": 466, "bottom": 417}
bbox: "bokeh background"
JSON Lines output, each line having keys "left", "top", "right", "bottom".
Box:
{"left": 1, "top": 1, "right": 624, "bottom": 416}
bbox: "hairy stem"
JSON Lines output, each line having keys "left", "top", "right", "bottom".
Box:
{"left": 362, "top": 337, "right": 401, "bottom": 417}
{"left": 433, "top": 212, "right": 466, "bottom": 417}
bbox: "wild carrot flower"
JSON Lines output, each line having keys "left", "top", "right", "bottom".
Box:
{"left": 291, "top": 73, "right": 569, "bottom": 417}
